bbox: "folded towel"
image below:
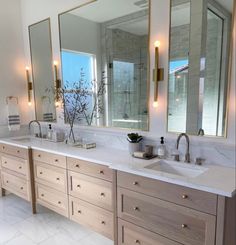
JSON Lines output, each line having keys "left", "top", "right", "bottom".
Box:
{"left": 42, "top": 96, "right": 54, "bottom": 122}
{"left": 7, "top": 98, "right": 20, "bottom": 131}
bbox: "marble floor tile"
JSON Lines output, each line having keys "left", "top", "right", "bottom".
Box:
{"left": 0, "top": 195, "right": 114, "bottom": 245}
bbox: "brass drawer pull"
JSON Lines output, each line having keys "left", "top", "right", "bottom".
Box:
{"left": 58, "top": 201, "right": 61, "bottom": 204}
{"left": 181, "top": 224, "right": 187, "bottom": 228}
{"left": 77, "top": 184, "right": 81, "bottom": 188}
{"left": 2, "top": 146, "right": 5, "bottom": 150}
{"left": 55, "top": 159, "right": 59, "bottom": 162}
{"left": 19, "top": 166, "right": 22, "bottom": 169}
{"left": 75, "top": 164, "right": 80, "bottom": 168}
{"left": 100, "top": 192, "right": 105, "bottom": 197}
{"left": 133, "top": 207, "right": 139, "bottom": 211}
{"left": 4, "top": 161, "right": 7, "bottom": 164}
{"left": 6, "top": 180, "right": 9, "bottom": 183}
{"left": 133, "top": 181, "right": 138, "bottom": 186}
{"left": 38, "top": 154, "right": 41, "bottom": 158}
{"left": 41, "top": 194, "right": 44, "bottom": 197}
{"left": 78, "top": 210, "right": 81, "bottom": 214}
{"left": 40, "top": 172, "right": 43, "bottom": 175}
{"left": 99, "top": 170, "right": 104, "bottom": 174}
{"left": 135, "top": 240, "right": 140, "bottom": 244}
{"left": 101, "top": 221, "right": 106, "bottom": 225}
{"left": 182, "top": 194, "right": 188, "bottom": 199}
{"left": 56, "top": 177, "right": 60, "bottom": 181}
{"left": 17, "top": 150, "right": 20, "bottom": 153}
{"left": 20, "top": 187, "right": 24, "bottom": 190}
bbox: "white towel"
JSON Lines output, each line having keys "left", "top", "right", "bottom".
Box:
{"left": 42, "top": 96, "right": 53, "bottom": 122}
{"left": 7, "top": 99, "right": 20, "bottom": 131}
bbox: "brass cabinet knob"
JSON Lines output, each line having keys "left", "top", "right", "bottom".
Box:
{"left": 19, "top": 166, "right": 22, "bottom": 169}
{"left": 2, "top": 146, "right": 5, "bottom": 150}
{"left": 38, "top": 154, "right": 41, "bottom": 158}
{"left": 100, "top": 192, "right": 105, "bottom": 197}
{"left": 75, "top": 164, "right": 80, "bottom": 168}
{"left": 101, "top": 221, "right": 105, "bottom": 225}
{"left": 55, "top": 159, "right": 59, "bottom": 162}
{"left": 181, "top": 224, "right": 187, "bottom": 228}
{"left": 40, "top": 172, "right": 43, "bottom": 175}
{"left": 133, "top": 181, "right": 138, "bottom": 186}
{"left": 17, "top": 150, "right": 20, "bottom": 153}
{"left": 58, "top": 201, "right": 61, "bottom": 204}
{"left": 135, "top": 240, "right": 140, "bottom": 244}
{"left": 133, "top": 207, "right": 139, "bottom": 211}
{"left": 78, "top": 210, "right": 81, "bottom": 214}
{"left": 20, "top": 187, "right": 24, "bottom": 190}
{"left": 99, "top": 170, "right": 104, "bottom": 174}
{"left": 6, "top": 180, "right": 9, "bottom": 183}
{"left": 41, "top": 194, "right": 44, "bottom": 197}
{"left": 56, "top": 177, "right": 60, "bottom": 181}
{"left": 77, "top": 184, "right": 81, "bottom": 188}
{"left": 4, "top": 161, "right": 7, "bottom": 164}
{"left": 182, "top": 194, "right": 188, "bottom": 199}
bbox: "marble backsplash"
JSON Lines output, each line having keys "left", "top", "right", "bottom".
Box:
{"left": 0, "top": 124, "right": 235, "bottom": 168}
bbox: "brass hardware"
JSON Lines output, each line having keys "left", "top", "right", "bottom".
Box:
{"left": 26, "top": 67, "right": 33, "bottom": 105}
{"left": 55, "top": 159, "right": 59, "bottom": 162}
{"left": 41, "top": 194, "right": 44, "bottom": 197}
{"left": 100, "top": 192, "right": 105, "bottom": 196}
{"left": 181, "top": 224, "right": 187, "bottom": 228}
{"left": 19, "top": 166, "right": 22, "bottom": 169}
{"left": 99, "top": 170, "right": 104, "bottom": 174}
{"left": 20, "top": 187, "right": 24, "bottom": 190}
{"left": 56, "top": 178, "right": 60, "bottom": 181}
{"left": 101, "top": 221, "right": 105, "bottom": 225}
{"left": 133, "top": 207, "right": 139, "bottom": 211}
{"left": 135, "top": 240, "right": 140, "bottom": 244}
{"left": 38, "top": 154, "right": 41, "bottom": 158}
{"left": 78, "top": 210, "right": 81, "bottom": 214}
{"left": 54, "top": 61, "right": 61, "bottom": 105}
{"left": 75, "top": 164, "right": 80, "bottom": 168}
{"left": 77, "top": 184, "right": 81, "bottom": 188}
{"left": 4, "top": 161, "right": 7, "bottom": 164}
{"left": 2, "top": 146, "right": 5, "bottom": 149}
{"left": 17, "top": 150, "right": 20, "bottom": 153}
{"left": 58, "top": 201, "right": 61, "bottom": 204}
{"left": 6, "top": 181, "right": 9, "bottom": 183}
{"left": 40, "top": 172, "right": 43, "bottom": 175}
{"left": 133, "top": 181, "right": 138, "bottom": 186}
{"left": 182, "top": 194, "right": 188, "bottom": 199}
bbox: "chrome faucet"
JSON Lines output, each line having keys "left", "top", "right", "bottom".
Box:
{"left": 176, "top": 133, "right": 191, "bottom": 163}
{"left": 29, "top": 120, "right": 42, "bottom": 138}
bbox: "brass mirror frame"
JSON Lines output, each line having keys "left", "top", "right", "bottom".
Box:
{"left": 166, "top": 0, "right": 235, "bottom": 138}
{"left": 28, "top": 18, "right": 55, "bottom": 122}
{"left": 57, "top": 0, "right": 151, "bottom": 131}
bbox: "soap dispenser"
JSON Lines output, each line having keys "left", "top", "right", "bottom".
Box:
{"left": 47, "top": 124, "right": 53, "bottom": 140}
{"left": 157, "top": 137, "right": 166, "bottom": 159}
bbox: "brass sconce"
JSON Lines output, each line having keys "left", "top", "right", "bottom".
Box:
{"left": 153, "top": 41, "right": 164, "bottom": 107}
{"left": 54, "top": 61, "right": 61, "bottom": 107}
{"left": 26, "top": 66, "right": 33, "bottom": 106}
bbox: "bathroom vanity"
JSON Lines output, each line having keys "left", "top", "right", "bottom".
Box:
{"left": 0, "top": 137, "right": 235, "bottom": 245}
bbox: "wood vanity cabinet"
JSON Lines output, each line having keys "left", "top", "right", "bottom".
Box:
{"left": 32, "top": 150, "right": 68, "bottom": 217}
{"left": 0, "top": 143, "right": 36, "bottom": 213}
{"left": 117, "top": 171, "right": 236, "bottom": 245}
{"left": 67, "top": 157, "right": 115, "bottom": 240}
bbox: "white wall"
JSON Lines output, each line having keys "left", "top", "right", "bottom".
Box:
{"left": 20, "top": 0, "right": 236, "bottom": 147}
{"left": 0, "top": 0, "right": 31, "bottom": 136}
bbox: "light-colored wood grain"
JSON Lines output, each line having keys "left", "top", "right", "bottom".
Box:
{"left": 0, "top": 143, "right": 28, "bottom": 159}
{"left": 1, "top": 171, "right": 29, "bottom": 201}
{"left": 34, "top": 161, "right": 67, "bottom": 193}
{"left": 33, "top": 150, "right": 66, "bottom": 169}
{"left": 67, "top": 157, "right": 113, "bottom": 181}
{"left": 1, "top": 154, "right": 28, "bottom": 178}
{"left": 117, "top": 171, "right": 217, "bottom": 215}
{"left": 69, "top": 171, "right": 112, "bottom": 211}
{"left": 112, "top": 170, "right": 118, "bottom": 245}
{"left": 118, "top": 187, "right": 216, "bottom": 245}
{"left": 118, "top": 219, "right": 182, "bottom": 245}
{"left": 69, "top": 196, "right": 114, "bottom": 240}
{"left": 35, "top": 183, "right": 69, "bottom": 217}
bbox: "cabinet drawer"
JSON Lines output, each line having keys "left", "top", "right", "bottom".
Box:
{"left": 1, "top": 154, "right": 28, "bottom": 177}
{"left": 117, "top": 171, "right": 217, "bottom": 215}
{"left": 1, "top": 171, "right": 29, "bottom": 200}
{"left": 0, "top": 144, "right": 28, "bottom": 159}
{"left": 34, "top": 161, "right": 67, "bottom": 193}
{"left": 67, "top": 157, "right": 113, "bottom": 181}
{"left": 118, "top": 219, "right": 182, "bottom": 245}
{"left": 36, "top": 183, "right": 68, "bottom": 217}
{"left": 118, "top": 188, "right": 216, "bottom": 245}
{"left": 70, "top": 196, "right": 114, "bottom": 240}
{"left": 69, "top": 171, "right": 112, "bottom": 211}
{"left": 33, "top": 150, "right": 66, "bottom": 169}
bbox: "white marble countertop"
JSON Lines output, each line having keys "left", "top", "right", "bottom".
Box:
{"left": 0, "top": 136, "right": 235, "bottom": 197}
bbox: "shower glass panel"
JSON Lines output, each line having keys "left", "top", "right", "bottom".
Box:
{"left": 202, "top": 10, "right": 224, "bottom": 136}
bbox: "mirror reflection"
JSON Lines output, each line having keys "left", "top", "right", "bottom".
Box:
{"left": 59, "top": 0, "right": 150, "bottom": 130}
{"left": 168, "top": 0, "right": 233, "bottom": 137}
{"left": 29, "top": 19, "right": 56, "bottom": 122}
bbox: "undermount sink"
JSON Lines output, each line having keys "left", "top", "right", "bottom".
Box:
{"left": 144, "top": 159, "right": 208, "bottom": 178}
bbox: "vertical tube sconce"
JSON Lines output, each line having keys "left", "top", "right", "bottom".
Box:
{"left": 153, "top": 41, "right": 164, "bottom": 108}
{"left": 26, "top": 66, "right": 33, "bottom": 106}
{"left": 54, "top": 61, "right": 61, "bottom": 107}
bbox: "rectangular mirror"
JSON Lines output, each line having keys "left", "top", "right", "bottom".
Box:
{"left": 59, "top": 0, "right": 150, "bottom": 130}
{"left": 168, "top": 0, "right": 233, "bottom": 137}
{"left": 29, "top": 18, "right": 56, "bottom": 122}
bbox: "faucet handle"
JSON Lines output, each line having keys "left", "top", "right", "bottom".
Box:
{"left": 195, "top": 157, "right": 205, "bottom": 166}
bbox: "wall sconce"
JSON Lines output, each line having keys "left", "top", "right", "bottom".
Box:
{"left": 53, "top": 61, "right": 61, "bottom": 107}
{"left": 153, "top": 41, "right": 164, "bottom": 107}
{"left": 26, "top": 66, "right": 33, "bottom": 106}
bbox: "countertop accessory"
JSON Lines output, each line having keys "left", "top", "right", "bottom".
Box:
{"left": 127, "top": 133, "right": 143, "bottom": 155}
{"left": 157, "top": 137, "right": 166, "bottom": 158}
{"left": 132, "top": 153, "right": 157, "bottom": 160}
{"left": 145, "top": 145, "right": 153, "bottom": 156}
{"left": 195, "top": 157, "right": 205, "bottom": 165}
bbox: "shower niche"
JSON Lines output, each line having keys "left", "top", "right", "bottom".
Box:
{"left": 59, "top": 0, "right": 150, "bottom": 130}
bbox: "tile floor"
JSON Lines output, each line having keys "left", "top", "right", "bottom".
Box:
{"left": 0, "top": 194, "right": 113, "bottom": 245}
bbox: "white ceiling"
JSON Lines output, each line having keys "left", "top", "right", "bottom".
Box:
{"left": 215, "top": 0, "right": 233, "bottom": 13}
{"left": 70, "top": 0, "right": 148, "bottom": 23}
